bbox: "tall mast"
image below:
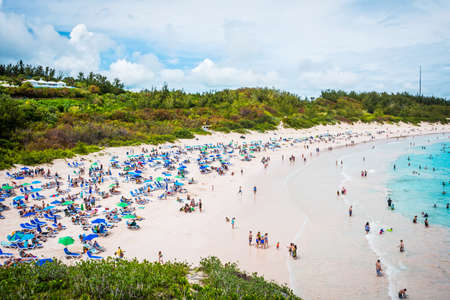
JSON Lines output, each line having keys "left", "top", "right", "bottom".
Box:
{"left": 419, "top": 65, "right": 422, "bottom": 96}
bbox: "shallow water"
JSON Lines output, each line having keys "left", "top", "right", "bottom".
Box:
{"left": 388, "top": 139, "right": 450, "bottom": 227}
{"left": 285, "top": 134, "right": 450, "bottom": 300}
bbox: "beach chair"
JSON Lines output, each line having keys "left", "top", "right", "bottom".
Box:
{"left": 31, "top": 194, "right": 36, "bottom": 200}
{"left": 0, "top": 248, "right": 13, "bottom": 258}
{"left": 20, "top": 188, "right": 24, "bottom": 193}
{"left": 86, "top": 250, "right": 102, "bottom": 259}
{"left": 64, "top": 248, "right": 80, "bottom": 259}
{"left": 6, "top": 172, "right": 14, "bottom": 178}
{"left": 31, "top": 218, "right": 46, "bottom": 226}
{"left": 36, "top": 192, "right": 45, "bottom": 199}
{"left": 18, "top": 243, "right": 35, "bottom": 250}
{"left": 20, "top": 223, "right": 35, "bottom": 230}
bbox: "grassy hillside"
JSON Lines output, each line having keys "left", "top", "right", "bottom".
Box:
{"left": 0, "top": 63, "right": 449, "bottom": 170}
{"left": 0, "top": 257, "right": 299, "bottom": 300}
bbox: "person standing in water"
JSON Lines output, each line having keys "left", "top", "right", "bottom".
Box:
{"left": 365, "top": 222, "right": 370, "bottom": 234}
{"left": 248, "top": 231, "right": 252, "bottom": 246}
{"left": 376, "top": 259, "right": 383, "bottom": 276}
{"left": 399, "top": 240, "right": 405, "bottom": 252}
{"left": 349, "top": 206, "right": 353, "bottom": 217}
{"left": 231, "top": 217, "right": 236, "bottom": 229}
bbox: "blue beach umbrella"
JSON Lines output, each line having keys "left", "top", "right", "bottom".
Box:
{"left": 83, "top": 234, "right": 99, "bottom": 241}
{"left": 36, "top": 258, "right": 53, "bottom": 266}
{"left": 20, "top": 233, "right": 35, "bottom": 240}
{"left": 23, "top": 212, "right": 35, "bottom": 217}
{"left": 50, "top": 200, "right": 61, "bottom": 204}
{"left": 32, "top": 181, "right": 41, "bottom": 184}
{"left": 30, "top": 188, "right": 42, "bottom": 193}
{"left": 92, "top": 218, "right": 106, "bottom": 224}
{"left": 0, "top": 198, "right": 4, "bottom": 202}
{"left": 174, "top": 182, "right": 184, "bottom": 186}
{"left": 43, "top": 206, "right": 55, "bottom": 211}
{"left": 15, "top": 177, "right": 24, "bottom": 180}
{"left": 13, "top": 195, "right": 25, "bottom": 200}
{"left": 21, "top": 167, "right": 29, "bottom": 170}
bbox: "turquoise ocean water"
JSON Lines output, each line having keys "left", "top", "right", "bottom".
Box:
{"left": 388, "top": 140, "right": 450, "bottom": 227}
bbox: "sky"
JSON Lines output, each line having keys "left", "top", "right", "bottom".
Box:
{"left": 0, "top": 0, "right": 449, "bottom": 98}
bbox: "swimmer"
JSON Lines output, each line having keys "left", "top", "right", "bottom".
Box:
{"left": 398, "top": 288, "right": 407, "bottom": 299}
{"left": 424, "top": 218, "right": 429, "bottom": 227}
{"left": 365, "top": 222, "right": 370, "bottom": 234}
{"left": 349, "top": 205, "right": 352, "bottom": 217}
{"left": 413, "top": 216, "right": 417, "bottom": 223}
{"left": 399, "top": 240, "right": 404, "bottom": 252}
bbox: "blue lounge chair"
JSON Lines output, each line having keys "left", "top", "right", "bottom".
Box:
{"left": 31, "top": 194, "right": 36, "bottom": 200}
{"left": 64, "top": 247, "right": 80, "bottom": 258}
{"left": 0, "top": 248, "right": 13, "bottom": 258}
{"left": 86, "top": 250, "right": 102, "bottom": 259}
{"left": 20, "top": 223, "right": 35, "bottom": 230}
{"left": 33, "top": 218, "right": 46, "bottom": 225}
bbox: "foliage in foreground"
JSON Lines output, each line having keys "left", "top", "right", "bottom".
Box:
{"left": 0, "top": 257, "right": 299, "bottom": 299}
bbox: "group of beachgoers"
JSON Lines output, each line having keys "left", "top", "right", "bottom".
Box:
{"left": 248, "top": 231, "right": 271, "bottom": 249}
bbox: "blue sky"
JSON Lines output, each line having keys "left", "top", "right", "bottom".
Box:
{"left": 0, "top": 0, "right": 449, "bottom": 98}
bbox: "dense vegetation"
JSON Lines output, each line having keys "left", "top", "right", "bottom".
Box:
{"left": 0, "top": 257, "right": 299, "bottom": 299}
{"left": 0, "top": 62, "right": 449, "bottom": 170}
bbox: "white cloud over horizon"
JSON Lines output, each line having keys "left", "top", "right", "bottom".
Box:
{"left": 0, "top": 0, "right": 449, "bottom": 97}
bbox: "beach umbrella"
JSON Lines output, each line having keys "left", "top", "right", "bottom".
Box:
{"left": 21, "top": 167, "right": 29, "bottom": 170}
{"left": 20, "top": 233, "right": 35, "bottom": 240}
{"left": 83, "top": 234, "right": 98, "bottom": 241}
{"left": 0, "top": 198, "right": 4, "bottom": 202}
{"left": 15, "top": 177, "right": 24, "bottom": 180}
{"left": 43, "top": 206, "right": 55, "bottom": 211}
{"left": 109, "top": 184, "right": 116, "bottom": 188}
{"left": 62, "top": 201, "right": 74, "bottom": 205}
{"left": 174, "top": 182, "right": 184, "bottom": 186}
{"left": 144, "top": 179, "right": 152, "bottom": 183}
{"left": 58, "top": 236, "right": 75, "bottom": 246}
{"left": 21, "top": 183, "right": 31, "bottom": 186}
{"left": 23, "top": 212, "right": 35, "bottom": 217}
{"left": 32, "top": 181, "right": 41, "bottom": 184}
{"left": 156, "top": 177, "right": 163, "bottom": 181}
{"left": 30, "top": 188, "right": 42, "bottom": 193}
{"left": 135, "top": 170, "right": 142, "bottom": 173}
{"left": 50, "top": 194, "right": 59, "bottom": 198}
{"left": 50, "top": 200, "right": 61, "bottom": 204}
{"left": 13, "top": 195, "right": 25, "bottom": 200}
{"left": 92, "top": 218, "right": 106, "bottom": 224}
{"left": 91, "top": 162, "right": 98, "bottom": 166}
{"left": 36, "top": 258, "right": 53, "bottom": 266}
{"left": 1, "top": 185, "right": 13, "bottom": 190}
{"left": 163, "top": 173, "right": 172, "bottom": 177}
{"left": 122, "top": 214, "right": 135, "bottom": 219}
{"left": 117, "top": 202, "right": 128, "bottom": 207}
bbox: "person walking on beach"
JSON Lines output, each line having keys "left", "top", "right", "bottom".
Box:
{"left": 253, "top": 186, "right": 257, "bottom": 194}
{"left": 413, "top": 216, "right": 417, "bottom": 223}
{"left": 248, "top": 231, "right": 252, "bottom": 245}
{"left": 365, "top": 222, "right": 370, "bottom": 234}
{"left": 376, "top": 259, "right": 383, "bottom": 276}
{"left": 424, "top": 218, "right": 429, "bottom": 227}
{"left": 158, "top": 251, "right": 163, "bottom": 263}
{"left": 238, "top": 186, "right": 242, "bottom": 194}
{"left": 199, "top": 199, "right": 202, "bottom": 212}
{"left": 231, "top": 217, "right": 236, "bottom": 229}
{"left": 115, "top": 246, "right": 124, "bottom": 258}
{"left": 349, "top": 206, "right": 353, "bottom": 217}
{"left": 399, "top": 240, "right": 405, "bottom": 252}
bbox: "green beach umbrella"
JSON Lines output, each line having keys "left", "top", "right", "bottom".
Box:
{"left": 109, "top": 184, "right": 116, "bottom": 188}
{"left": 22, "top": 183, "right": 31, "bottom": 186}
{"left": 58, "top": 236, "right": 74, "bottom": 246}
{"left": 156, "top": 177, "right": 163, "bottom": 181}
{"left": 175, "top": 175, "right": 183, "bottom": 179}
{"left": 117, "top": 202, "right": 128, "bottom": 207}
{"left": 122, "top": 214, "right": 135, "bottom": 219}
{"left": 62, "top": 201, "right": 74, "bottom": 205}
{"left": 2, "top": 185, "right": 13, "bottom": 190}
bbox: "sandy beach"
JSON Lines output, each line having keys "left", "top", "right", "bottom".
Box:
{"left": 1, "top": 122, "right": 449, "bottom": 299}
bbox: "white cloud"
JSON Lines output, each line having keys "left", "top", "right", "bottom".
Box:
{"left": 108, "top": 59, "right": 155, "bottom": 86}
{"left": 1, "top": 1, "right": 449, "bottom": 97}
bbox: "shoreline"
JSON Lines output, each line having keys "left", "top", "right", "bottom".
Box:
{"left": 1, "top": 122, "right": 449, "bottom": 299}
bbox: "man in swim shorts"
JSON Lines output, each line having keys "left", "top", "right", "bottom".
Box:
{"left": 376, "top": 259, "right": 382, "bottom": 276}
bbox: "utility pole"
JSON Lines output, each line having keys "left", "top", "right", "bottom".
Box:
{"left": 419, "top": 65, "right": 422, "bottom": 96}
